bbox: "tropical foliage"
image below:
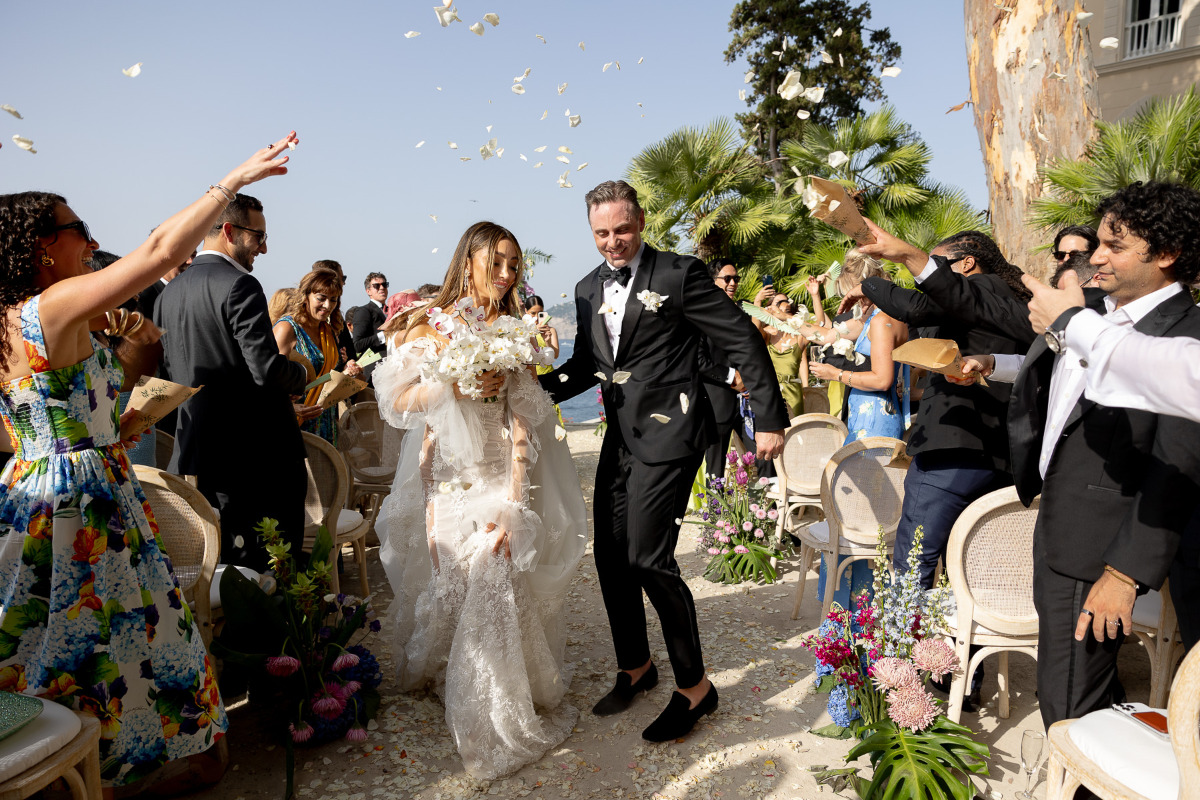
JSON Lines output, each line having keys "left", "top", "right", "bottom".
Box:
{"left": 696, "top": 449, "right": 789, "bottom": 584}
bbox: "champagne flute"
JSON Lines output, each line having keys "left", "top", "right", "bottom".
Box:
{"left": 1016, "top": 730, "right": 1045, "bottom": 799}
{"left": 808, "top": 345, "right": 825, "bottom": 387}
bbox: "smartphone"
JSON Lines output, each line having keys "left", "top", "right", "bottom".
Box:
{"left": 761, "top": 274, "right": 774, "bottom": 288}
{"left": 1112, "top": 702, "right": 1170, "bottom": 738}
{"left": 537, "top": 312, "right": 551, "bottom": 325}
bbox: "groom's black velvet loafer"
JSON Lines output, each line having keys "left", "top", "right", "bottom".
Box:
{"left": 641, "top": 683, "right": 718, "bottom": 742}
{"left": 592, "top": 663, "right": 659, "bottom": 716}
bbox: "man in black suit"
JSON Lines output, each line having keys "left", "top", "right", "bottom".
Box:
{"left": 141, "top": 244, "right": 195, "bottom": 436}
{"left": 698, "top": 258, "right": 748, "bottom": 477}
{"left": 158, "top": 193, "right": 308, "bottom": 571}
{"left": 962, "top": 181, "right": 1200, "bottom": 728}
{"left": 542, "top": 181, "right": 790, "bottom": 742}
{"left": 349, "top": 272, "right": 388, "bottom": 380}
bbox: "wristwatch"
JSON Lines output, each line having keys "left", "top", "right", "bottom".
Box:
{"left": 1043, "top": 307, "right": 1086, "bottom": 354}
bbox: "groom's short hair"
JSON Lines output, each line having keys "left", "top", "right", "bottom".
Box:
{"left": 585, "top": 180, "right": 642, "bottom": 218}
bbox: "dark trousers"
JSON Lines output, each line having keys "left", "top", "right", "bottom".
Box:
{"left": 200, "top": 463, "right": 306, "bottom": 573}
{"left": 1171, "top": 556, "right": 1200, "bottom": 650}
{"left": 1033, "top": 544, "right": 1127, "bottom": 727}
{"left": 594, "top": 428, "right": 706, "bottom": 688}
{"left": 892, "top": 451, "right": 1012, "bottom": 588}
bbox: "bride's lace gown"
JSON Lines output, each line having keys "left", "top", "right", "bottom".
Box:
{"left": 373, "top": 338, "right": 588, "bottom": 780}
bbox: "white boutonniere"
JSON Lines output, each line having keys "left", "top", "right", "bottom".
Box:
{"left": 637, "top": 290, "right": 668, "bottom": 312}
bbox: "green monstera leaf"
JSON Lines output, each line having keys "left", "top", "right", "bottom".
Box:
{"left": 845, "top": 716, "right": 989, "bottom": 800}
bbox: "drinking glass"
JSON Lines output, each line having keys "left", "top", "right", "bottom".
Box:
{"left": 1015, "top": 730, "right": 1045, "bottom": 799}
{"left": 808, "top": 345, "right": 825, "bottom": 387}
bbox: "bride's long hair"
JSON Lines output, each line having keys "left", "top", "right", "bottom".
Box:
{"left": 405, "top": 221, "right": 525, "bottom": 329}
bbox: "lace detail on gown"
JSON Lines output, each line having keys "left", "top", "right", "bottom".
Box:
{"left": 374, "top": 339, "right": 587, "bottom": 780}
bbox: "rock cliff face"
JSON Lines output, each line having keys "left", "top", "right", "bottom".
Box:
{"left": 544, "top": 302, "right": 577, "bottom": 341}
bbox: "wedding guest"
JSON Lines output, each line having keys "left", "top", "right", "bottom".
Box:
{"left": 1048, "top": 223, "right": 1098, "bottom": 282}
{"left": 1051, "top": 249, "right": 1099, "bottom": 290}
{"left": 417, "top": 282, "right": 442, "bottom": 300}
{"left": 274, "top": 268, "right": 362, "bottom": 444}
{"left": 311, "top": 259, "right": 358, "bottom": 375}
{"left": 698, "top": 257, "right": 747, "bottom": 478}
{"left": 349, "top": 272, "right": 388, "bottom": 382}
{"left": 753, "top": 293, "right": 807, "bottom": 417}
{"left": 524, "top": 294, "right": 560, "bottom": 359}
{"left": 158, "top": 185, "right": 309, "bottom": 572}
{"left": 377, "top": 290, "right": 424, "bottom": 352}
{"left": 268, "top": 287, "right": 297, "bottom": 325}
{"left": 0, "top": 134, "right": 292, "bottom": 794}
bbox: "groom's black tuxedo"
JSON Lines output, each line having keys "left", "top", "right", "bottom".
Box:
{"left": 543, "top": 244, "right": 788, "bottom": 688}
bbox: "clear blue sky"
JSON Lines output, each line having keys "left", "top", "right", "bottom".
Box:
{"left": 0, "top": 0, "right": 984, "bottom": 306}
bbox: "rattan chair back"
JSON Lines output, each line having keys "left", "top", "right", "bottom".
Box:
{"left": 155, "top": 431, "right": 175, "bottom": 470}
{"left": 820, "top": 436, "right": 908, "bottom": 546}
{"left": 946, "top": 486, "right": 1040, "bottom": 637}
{"left": 302, "top": 431, "right": 349, "bottom": 539}
{"left": 776, "top": 414, "right": 848, "bottom": 496}
{"left": 802, "top": 387, "right": 830, "bottom": 416}
{"left": 1170, "top": 642, "right": 1200, "bottom": 792}
{"left": 338, "top": 401, "right": 383, "bottom": 464}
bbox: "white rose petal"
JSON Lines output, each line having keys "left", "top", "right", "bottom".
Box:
{"left": 598, "top": 303, "right": 613, "bottom": 315}
{"left": 840, "top": 53, "right": 844, "bottom": 67}
{"left": 540, "top": 110, "right": 548, "bottom": 120}
{"left": 12, "top": 135, "right": 35, "bottom": 153}
{"left": 554, "top": 425, "right": 566, "bottom": 441}
{"left": 1077, "top": 11, "right": 1094, "bottom": 22}
{"left": 577, "top": 162, "right": 588, "bottom": 171}
{"left": 558, "top": 145, "right": 573, "bottom": 153}
{"left": 533, "top": 161, "right": 543, "bottom": 168}
{"left": 820, "top": 50, "right": 833, "bottom": 64}
{"left": 432, "top": 247, "right": 439, "bottom": 253}
{"left": 520, "top": 154, "right": 527, "bottom": 161}
{"left": 638, "top": 57, "right": 644, "bottom": 64}
{"left": 594, "top": 372, "right": 608, "bottom": 381}
{"left": 122, "top": 62, "right": 143, "bottom": 77}
{"left": 637, "top": 102, "right": 643, "bottom": 107}
{"left": 558, "top": 374, "right": 569, "bottom": 383}
{"left": 797, "top": 109, "right": 811, "bottom": 120}
{"left": 603, "top": 62, "right": 613, "bottom": 72}
{"left": 448, "top": 141, "right": 458, "bottom": 149}
{"left": 534, "top": 145, "right": 547, "bottom": 153}
{"left": 612, "top": 371, "right": 632, "bottom": 384}
{"left": 514, "top": 68, "right": 531, "bottom": 82}
{"left": 650, "top": 414, "right": 671, "bottom": 424}
{"left": 511, "top": 84, "right": 526, "bottom": 95}
{"left": 405, "top": 30, "right": 421, "bottom": 38}
{"left": 744, "top": 69, "right": 755, "bottom": 84}
{"left": 233, "top": 535, "right": 245, "bottom": 548}
{"left": 778, "top": 70, "right": 804, "bottom": 100}
{"left": 578, "top": 41, "right": 585, "bottom": 51}
{"left": 536, "top": 34, "right": 547, "bottom": 43}
{"left": 459, "top": 156, "right": 471, "bottom": 161}
{"left": 560, "top": 292, "right": 568, "bottom": 297}
{"left": 415, "top": 140, "right": 426, "bottom": 148}
{"left": 881, "top": 66, "right": 901, "bottom": 78}
{"left": 1099, "top": 37, "right": 1119, "bottom": 49}
{"left": 827, "top": 150, "right": 849, "bottom": 168}
{"left": 469, "top": 21, "right": 484, "bottom": 35}
{"left": 483, "top": 12, "right": 499, "bottom": 26}
{"left": 828, "top": 199, "right": 841, "bottom": 212}
{"left": 803, "top": 86, "right": 825, "bottom": 103}
{"left": 739, "top": 89, "right": 747, "bottom": 101}
{"left": 434, "top": 5, "right": 459, "bottom": 26}
{"left": 556, "top": 155, "right": 570, "bottom": 164}
{"left": 680, "top": 393, "right": 690, "bottom": 414}
{"left": 287, "top": 140, "right": 297, "bottom": 150}
{"left": 2, "top": 104, "right": 23, "bottom": 119}
{"left": 833, "top": 26, "right": 843, "bottom": 36}
{"left": 429, "top": 214, "right": 438, "bottom": 222}
{"left": 568, "top": 114, "right": 581, "bottom": 127}
{"left": 615, "top": 61, "right": 621, "bottom": 70}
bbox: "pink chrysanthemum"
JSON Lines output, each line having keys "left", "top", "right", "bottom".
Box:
{"left": 312, "top": 690, "right": 345, "bottom": 719}
{"left": 733, "top": 545, "right": 750, "bottom": 554}
{"left": 887, "top": 685, "right": 939, "bottom": 731}
{"left": 767, "top": 508, "right": 778, "bottom": 520}
{"left": 707, "top": 547, "right": 721, "bottom": 555}
{"left": 289, "top": 720, "right": 314, "bottom": 742}
{"left": 266, "top": 655, "right": 301, "bottom": 677}
{"left": 911, "top": 639, "right": 960, "bottom": 679}
{"left": 344, "top": 724, "right": 368, "bottom": 742}
{"left": 342, "top": 680, "right": 362, "bottom": 696}
{"left": 869, "top": 657, "right": 920, "bottom": 693}
{"left": 332, "top": 652, "right": 361, "bottom": 671}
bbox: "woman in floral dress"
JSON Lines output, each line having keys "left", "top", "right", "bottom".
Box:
{"left": 0, "top": 134, "right": 294, "bottom": 794}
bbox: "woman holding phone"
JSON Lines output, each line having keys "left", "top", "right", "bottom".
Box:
{"left": 524, "top": 295, "right": 559, "bottom": 359}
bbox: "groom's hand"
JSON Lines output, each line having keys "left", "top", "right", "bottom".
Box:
{"left": 755, "top": 429, "right": 784, "bottom": 460}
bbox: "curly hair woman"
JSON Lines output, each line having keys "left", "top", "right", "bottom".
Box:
{"left": 0, "top": 132, "right": 295, "bottom": 796}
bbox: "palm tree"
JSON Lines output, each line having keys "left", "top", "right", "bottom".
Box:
{"left": 625, "top": 118, "right": 786, "bottom": 263}
{"left": 1030, "top": 87, "right": 1200, "bottom": 233}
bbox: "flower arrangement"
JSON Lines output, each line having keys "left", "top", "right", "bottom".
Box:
{"left": 800, "top": 526, "right": 989, "bottom": 800}
{"left": 696, "top": 449, "right": 789, "bottom": 584}
{"left": 213, "top": 519, "right": 383, "bottom": 799}
{"left": 592, "top": 385, "right": 607, "bottom": 437}
{"left": 421, "top": 297, "right": 553, "bottom": 399}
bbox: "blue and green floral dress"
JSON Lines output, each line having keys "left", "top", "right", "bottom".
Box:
{"left": 0, "top": 296, "right": 227, "bottom": 787}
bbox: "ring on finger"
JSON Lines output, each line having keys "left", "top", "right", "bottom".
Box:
{"left": 1107, "top": 620, "right": 1119, "bottom": 628}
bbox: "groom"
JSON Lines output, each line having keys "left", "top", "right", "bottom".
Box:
{"left": 542, "top": 180, "right": 789, "bottom": 741}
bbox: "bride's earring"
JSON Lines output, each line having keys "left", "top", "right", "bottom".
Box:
{"left": 40, "top": 253, "right": 55, "bottom": 267}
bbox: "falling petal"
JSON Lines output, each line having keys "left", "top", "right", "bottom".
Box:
{"left": 612, "top": 371, "right": 632, "bottom": 384}
{"left": 577, "top": 162, "right": 588, "bottom": 170}
{"left": 287, "top": 140, "right": 297, "bottom": 150}
{"left": 556, "top": 155, "right": 570, "bottom": 164}
{"left": 1050, "top": 71, "right": 1067, "bottom": 79}
{"left": 122, "top": 62, "right": 143, "bottom": 77}
{"left": 594, "top": 372, "right": 608, "bottom": 381}
{"left": 437, "top": 86, "right": 443, "bottom": 91}
{"left": 448, "top": 141, "right": 458, "bottom": 149}
{"left": 558, "top": 373, "right": 569, "bottom": 383}
{"left": 680, "top": 393, "right": 690, "bottom": 414}
{"left": 433, "top": 5, "right": 459, "bottom": 26}
{"left": 415, "top": 140, "right": 426, "bottom": 147}
{"left": 778, "top": 70, "right": 804, "bottom": 100}
{"left": 520, "top": 154, "right": 528, "bottom": 161}
{"left": 558, "top": 145, "right": 573, "bottom": 153}
{"left": 540, "top": 110, "right": 548, "bottom": 120}
{"left": 638, "top": 57, "right": 644, "bottom": 64}
{"left": 739, "top": 89, "right": 747, "bottom": 101}
{"left": 772, "top": 50, "right": 783, "bottom": 56}
{"left": 486, "top": 124, "right": 493, "bottom": 132}
{"left": 514, "top": 68, "right": 531, "bottom": 82}
{"left": 557, "top": 82, "right": 568, "bottom": 94}
{"left": 833, "top": 26, "right": 843, "bottom": 36}
{"left": 578, "top": 41, "right": 585, "bottom": 51}
{"left": 469, "top": 21, "right": 484, "bottom": 35}
{"left": 797, "top": 109, "right": 811, "bottom": 119}
{"left": 828, "top": 150, "right": 849, "bottom": 168}
{"left": 554, "top": 425, "right": 566, "bottom": 441}
{"left": 828, "top": 199, "right": 841, "bottom": 212}
{"left": 603, "top": 62, "right": 613, "bottom": 72}
{"left": 615, "top": 61, "right": 621, "bottom": 70}
{"left": 495, "top": 147, "right": 504, "bottom": 157}
{"left": 744, "top": 69, "right": 755, "bottom": 84}
{"left": 803, "top": 86, "right": 825, "bottom": 103}
{"left": 501, "top": 427, "right": 511, "bottom": 440}
{"left": 1030, "top": 58, "right": 1042, "bottom": 67}
{"left": 12, "top": 135, "right": 35, "bottom": 153}
{"left": 560, "top": 293, "right": 568, "bottom": 298}
{"left": 1077, "top": 11, "right": 1094, "bottom": 22}
{"left": 881, "top": 66, "right": 901, "bottom": 77}
{"left": 650, "top": 414, "right": 671, "bottom": 424}
{"left": 432, "top": 247, "right": 439, "bottom": 253}
{"left": 1, "top": 105, "right": 22, "bottom": 119}
{"left": 460, "top": 156, "right": 471, "bottom": 161}
{"left": 1099, "top": 36, "right": 1119, "bottom": 49}
{"left": 839, "top": 53, "right": 844, "bottom": 67}
{"left": 533, "top": 161, "right": 543, "bottom": 168}
{"left": 511, "top": 84, "right": 526, "bottom": 94}
{"left": 598, "top": 303, "right": 614, "bottom": 315}
{"left": 483, "top": 12, "right": 499, "bottom": 26}
{"left": 852, "top": 303, "right": 864, "bottom": 320}
{"left": 405, "top": 30, "right": 421, "bottom": 38}
{"left": 536, "top": 34, "right": 547, "bottom": 43}
{"left": 557, "top": 170, "right": 573, "bottom": 188}
{"left": 534, "top": 145, "right": 547, "bottom": 152}
{"left": 568, "top": 114, "right": 581, "bottom": 127}
{"left": 233, "top": 535, "right": 244, "bottom": 548}
{"left": 820, "top": 50, "right": 833, "bottom": 64}
{"left": 429, "top": 214, "right": 438, "bottom": 222}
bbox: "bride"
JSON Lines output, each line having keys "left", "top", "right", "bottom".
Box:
{"left": 373, "top": 221, "right": 588, "bottom": 780}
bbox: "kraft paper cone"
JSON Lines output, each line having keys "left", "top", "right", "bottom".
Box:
{"left": 804, "top": 176, "right": 875, "bottom": 245}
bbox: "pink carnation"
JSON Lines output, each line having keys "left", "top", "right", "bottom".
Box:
{"left": 344, "top": 724, "right": 368, "bottom": 742}
{"left": 755, "top": 509, "right": 767, "bottom": 520}
{"left": 767, "top": 508, "right": 778, "bottom": 520}
{"left": 266, "top": 655, "right": 301, "bottom": 677}
{"left": 886, "top": 685, "right": 940, "bottom": 731}
{"left": 742, "top": 521, "right": 753, "bottom": 532}
{"left": 289, "top": 720, "right": 314, "bottom": 743}
{"left": 869, "top": 657, "right": 920, "bottom": 693}
{"left": 707, "top": 547, "right": 721, "bottom": 555}
{"left": 754, "top": 529, "right": 764, "bottom": 538}
{"left": 911, "top": 639, "right": 960, "bottom": 679}
{"left": 333, "top": 652, "right": 361, "bottom": 671}
{"left": 734, "top": 545, "right": 750, "bottom": 554}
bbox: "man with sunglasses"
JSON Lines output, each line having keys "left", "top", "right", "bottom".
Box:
{"left": 698, "top": 258, "right": 751, "bottom": 477}
{"left": 158, "top": 192, "right": 308, "bottom": 573}
{"left": 1049, "top": 224, "right": 1098, "bottom": 281}
{"left": 349, "top": 272, "right": 389, "bottom": 382}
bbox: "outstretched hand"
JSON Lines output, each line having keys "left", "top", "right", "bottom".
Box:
{"left": 1024, "top": 269, "right": 1085, "bottom": 334}
{"left": 856, "top": 218, "right": 929, "bottom": 273}
{"left": 222, "top": 131, "right": 299, "bottom": 191}
{"left": 837, "top": 285, "right": 867, "bottom": 315}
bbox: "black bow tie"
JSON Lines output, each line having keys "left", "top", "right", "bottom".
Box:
{"left": 599, "top": 264, "right": 632, "bottom": 287}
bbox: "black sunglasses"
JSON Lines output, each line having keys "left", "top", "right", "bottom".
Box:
{"left": 53, "top": 220, "right": 93, "bottom": 243}
{"left": 716, "top": 275, "right": 739, "bottom": 284}
{"left": 229, "top": 223, "right": 267, "bottom": 246}
{"left": 1052, "top": 249, "right": 1088, "bottom": 261}
{"left": 371, "top": 282, "right": 389, "bottom": 290}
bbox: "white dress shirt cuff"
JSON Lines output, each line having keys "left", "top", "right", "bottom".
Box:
{"left": 377, "top": 332, "right": 386, "bottom": 343}
{"left": 1063, "top": 309, "right": 1109, "bottom": 360}
{"left": 989, "top": 353, "right": 1024, "bottom": 383}
{"left": 726, "top": 368, "right": 737, "bottom": 385}
{"left": 912, "top": 257, "right": 939, "bottom": 284}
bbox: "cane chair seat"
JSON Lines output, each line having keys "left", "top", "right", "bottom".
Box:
{"left": 303, "top": 432, "right": 371, "bottom": 597}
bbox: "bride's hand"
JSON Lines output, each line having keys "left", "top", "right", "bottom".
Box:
{"left": 485, "top": 522, "right": 512, "bottom": 560}
{"left": 470, "top": 369, "right": 505, "bottom": 400}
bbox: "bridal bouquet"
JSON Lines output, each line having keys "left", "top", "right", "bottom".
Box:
{"left": 421, "top": 298, "right": 553, "bottom": 399}
{"left": 800, "top": 527, "right": 989, "bottom": 800}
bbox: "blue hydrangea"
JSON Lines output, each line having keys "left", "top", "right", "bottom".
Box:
{"left": 342, "top": 645, "right": 382, "bottom": 689}
{"left": 827, "top": 683, "right": 861, "bottom": 728}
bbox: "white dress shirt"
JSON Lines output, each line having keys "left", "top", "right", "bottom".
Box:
{"left": 195, "top": 249, "right": 249, "bottom": 275}
{"left": 1064, "top": 306, "right": 1200, "bottom": 424}
{"left": 988, "top": 282, "right": 1184, "bottom": 478}
{"left": 601, "top": 243, "right": 645, "bottom": 356}
{"left": 370, "top": 298, "right": 387, "bottom": 343}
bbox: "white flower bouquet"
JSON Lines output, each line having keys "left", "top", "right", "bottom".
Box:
{"left": 420, "top": 298, "right": 553, "bottom": 399}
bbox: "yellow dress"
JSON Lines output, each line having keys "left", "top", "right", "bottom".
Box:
{"left": 767, "top": 343, "right": 805, "bottom": 418}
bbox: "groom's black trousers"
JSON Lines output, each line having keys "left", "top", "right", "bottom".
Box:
{"left": 593, "top": 426, "right": 706, "bottom": 689}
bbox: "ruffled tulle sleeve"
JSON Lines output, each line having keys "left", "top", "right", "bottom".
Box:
{"left": 372, "top": 337, "right": 485, "bottom": 470}
{"left": 490, "top": 368, "right": 555, "bottom": 572}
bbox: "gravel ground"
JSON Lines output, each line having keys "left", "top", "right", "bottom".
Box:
{"left": 198, "top": 423, "right": 1152, "bottom": 800}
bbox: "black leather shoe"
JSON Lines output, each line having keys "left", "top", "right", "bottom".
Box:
{"left": 592, "top": 663, "right": 659, "bottom": 716}
{"left": 642, "top": 683, "right": 718, "bottom": 742}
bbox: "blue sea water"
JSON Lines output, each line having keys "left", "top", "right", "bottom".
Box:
{"left": 551, "top": 339, "right": 603, "bottom": 423}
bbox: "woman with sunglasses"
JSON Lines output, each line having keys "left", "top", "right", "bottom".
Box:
{"left": 1050, "top": 224, "right": 1098, "bottom": 267}
{"left": 0, "top": 133, "right": 295, "bottom": 795}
